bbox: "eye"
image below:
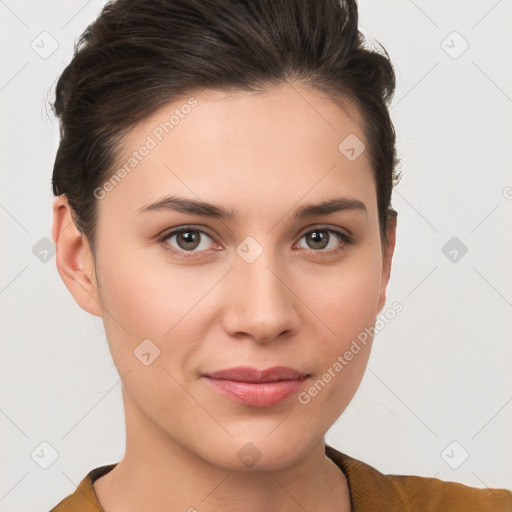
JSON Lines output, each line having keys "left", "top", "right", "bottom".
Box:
{"left": 295, "top": 226, "right": 352, "bottom": 255}
{"left": 159, "top": 227, "right": 216, "bottom": 259}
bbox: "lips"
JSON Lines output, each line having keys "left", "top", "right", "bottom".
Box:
{"left": 204, "top": 366, "right": 310, "bottom": 383}
{"left": 202, "top": 366, "right": 310, "bottom": 407}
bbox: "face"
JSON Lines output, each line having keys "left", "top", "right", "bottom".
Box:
{"left": 55, "top": 82, "right": 395, "bottom": 471}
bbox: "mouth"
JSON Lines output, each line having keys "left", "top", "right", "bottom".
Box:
{"left": 202, "top": 366, "right": 310, "bottom": 407}
{"left": 203, "top": 365, "right": 310, "bottom": 383}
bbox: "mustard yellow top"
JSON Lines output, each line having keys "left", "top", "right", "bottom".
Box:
{"left": 49, "top": 444, "right": 512, "bottom": 511}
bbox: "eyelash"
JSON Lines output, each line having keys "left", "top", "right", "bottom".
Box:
{"left": 157, "top": 225, "right": 353, "bottom": 260}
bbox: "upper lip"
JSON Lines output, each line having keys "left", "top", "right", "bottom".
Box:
{"left": 203, "top": 366, "right": 310, "bottom": 383}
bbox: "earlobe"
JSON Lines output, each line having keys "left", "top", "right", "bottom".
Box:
{"left": 377, "top": 212, "right": 397, "bottom": 313}
{"left": 52, "top": 195, "right": 103, "bottom": 317}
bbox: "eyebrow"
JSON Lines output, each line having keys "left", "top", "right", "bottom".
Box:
{"left": 136, "top": 195, "right": 367, "bottom": 219}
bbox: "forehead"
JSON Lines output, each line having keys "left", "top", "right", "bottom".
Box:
{"left": 98, "top": 82, "right": 376, "bottom": 222}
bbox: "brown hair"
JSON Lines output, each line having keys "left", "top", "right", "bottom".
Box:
{"left": 51, "top": 0, "right": 400, "bottom": 256}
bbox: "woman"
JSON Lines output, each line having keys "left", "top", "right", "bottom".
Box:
{"left": 48, "top": 0, "right": 512, "bottom": 510}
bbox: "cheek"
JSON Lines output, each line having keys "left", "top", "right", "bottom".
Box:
{"left": 302, "top": 248, "right": 383, "bottom": 344}
{"left": 96, "top": 237, "right": 196, "bottom": 329}
{"left": 93, "top": 252, "right": 212, "bottom": 415}
{"left": 94, "top": 242, "right": 224, "bottom": 369}
{"left": 295, "top": 251, "right": 382, "bottom": 401}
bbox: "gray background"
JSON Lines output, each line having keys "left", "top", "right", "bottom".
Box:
{"left": 1, "top": 0, "right": 511, "bottom": 510}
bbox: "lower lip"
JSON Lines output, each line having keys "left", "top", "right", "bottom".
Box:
{"left": 203, "top": 377, "right": 308, "bottom": 407}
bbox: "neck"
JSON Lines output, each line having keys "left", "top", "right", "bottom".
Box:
{"left": 93, "top": 391, "right": 352, "bottom": 512}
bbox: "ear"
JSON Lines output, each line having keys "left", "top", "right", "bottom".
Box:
{"left": 377, "top": 211, "right": 397, "bottom": 313}
{"left": 52, "top": 195, "right": 103, "bottom": 317}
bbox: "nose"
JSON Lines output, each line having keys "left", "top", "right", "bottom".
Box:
{"left": 221, "top": 247, "right": 300, "bottom": 343}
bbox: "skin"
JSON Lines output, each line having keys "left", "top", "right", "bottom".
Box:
{"left": 52, "top": 81, "right": 396, "bottom": 512}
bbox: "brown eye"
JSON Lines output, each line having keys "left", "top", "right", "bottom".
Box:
{"left": 304, "top": 230, "right": 329, "bottom": 250}
{"left": 162, "top": 227, "right": 215, "bottom": 256}
{"left": 174, "top": 230, "right": 201, "bottom": 250}
{"left": 296, "top": 227, "right": 351, "bottom": 254}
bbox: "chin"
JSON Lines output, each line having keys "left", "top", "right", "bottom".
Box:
{"left": 192, "top": 433, "right": 317, "bottom": 472}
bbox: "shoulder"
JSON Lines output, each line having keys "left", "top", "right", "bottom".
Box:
{"left": 325, "top": 444, "right": 512, "bottom": 512}
{"left": 48, "top": 463, "right": 117, "bottom": 512}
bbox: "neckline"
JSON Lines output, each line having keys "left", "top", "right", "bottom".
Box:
{"left": 87, "top": 444, "right": 355, "bottom": 511}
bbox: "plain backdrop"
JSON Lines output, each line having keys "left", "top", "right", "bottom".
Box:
{"left": 1, "top": 0, "right": 511, "bottom": 510}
